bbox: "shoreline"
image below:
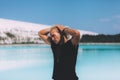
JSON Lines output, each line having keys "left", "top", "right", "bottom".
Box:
{"left": 79, "top": 42, "right": 120, "bottom": 45}
{"left": 0, "top": 43, "right": 120, "bottom": 46}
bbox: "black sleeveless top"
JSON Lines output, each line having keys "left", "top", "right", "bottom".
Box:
{"left": 51, "top": 39, "right": 79, "bottom": 80}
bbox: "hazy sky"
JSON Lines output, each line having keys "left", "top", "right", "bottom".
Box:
{"left": 0, "top": 0, "right": 120, "bottom": 34}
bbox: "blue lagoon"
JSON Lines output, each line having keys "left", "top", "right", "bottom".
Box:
{"left": 0, "top": 44, "right": 120, "bottom": 80}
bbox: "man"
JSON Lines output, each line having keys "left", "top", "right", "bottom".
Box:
{"left": 38, "top": 25, "right": 80, "bottom": 80}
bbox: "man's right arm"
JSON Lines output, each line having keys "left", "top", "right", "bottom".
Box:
{"left": 38, "top": 28, "right": 51, "bottom": 45}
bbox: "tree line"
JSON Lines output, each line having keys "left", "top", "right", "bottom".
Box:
{"left": 80, "top": 34, "right": 120, "bottom": 43}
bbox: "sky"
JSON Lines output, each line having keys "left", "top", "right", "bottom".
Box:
{"left": 0, "top": 0, "right": 120, "bottom": 34}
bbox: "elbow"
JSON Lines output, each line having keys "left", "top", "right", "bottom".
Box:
{"left": 38, "top": 31, "right": 42, "bottom": 37}
{"left": 74, "top": 30, "right": 80, "bottom": 37}
{"left": 38, "top": 31, "right": 40, "bottom": 35}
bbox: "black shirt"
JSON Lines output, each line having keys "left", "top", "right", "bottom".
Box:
{"left": 51, "top": 39, "right": 79, "bottom": 80}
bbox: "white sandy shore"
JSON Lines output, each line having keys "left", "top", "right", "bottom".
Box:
{"left": 0, "top": 18, "right": 98, "bottom": 44}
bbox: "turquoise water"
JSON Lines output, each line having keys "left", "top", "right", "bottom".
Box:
{"left": 0, "top": 44, "right": 120, "bottom": 80}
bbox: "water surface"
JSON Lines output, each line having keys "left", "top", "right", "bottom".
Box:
{"left": 0, "top": 44, "right": 120, "bottom": 80}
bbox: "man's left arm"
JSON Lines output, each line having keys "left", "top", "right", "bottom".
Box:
{"left": 63, "top": 28, "right": 80, "bottom": 46}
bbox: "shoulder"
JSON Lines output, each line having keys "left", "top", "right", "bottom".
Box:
{"left": 64, "top": 39, "right": 79, "bottom": 50}
{"left": 65, "top": 39, "right": 74, "bottom": 46}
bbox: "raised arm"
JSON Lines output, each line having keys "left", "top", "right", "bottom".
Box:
{"left": 63, "top": 28, "right": 80, "bottom": 46}
{"left": 57, "top": 25, "right": 80, "bottom": 46}
{"left": 38, "top": 28, "right": 51, "bottom": 45}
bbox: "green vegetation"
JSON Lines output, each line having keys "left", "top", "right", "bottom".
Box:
{"left": 80, "top": 34, "right": 120, "bottom": 43}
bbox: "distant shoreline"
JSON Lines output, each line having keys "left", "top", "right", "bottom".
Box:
{"left": 0, "top": 43, "right": 120, "bottom": 46}
{"left": 79, "top": 42, "right": 120, "bottom": 45}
